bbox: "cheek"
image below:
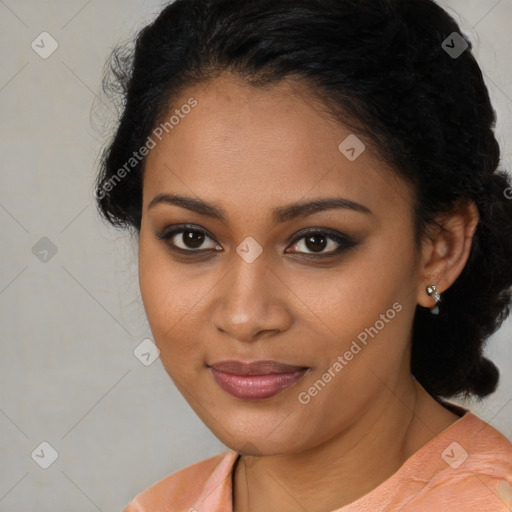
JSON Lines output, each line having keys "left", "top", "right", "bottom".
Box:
{"left": 289, "top": 233, "right": 414, "bottom": 346}
{"left": 138, "top": 233, "right": 204, "bottom": 367}
{"left": 289, "top": 229, "right": 417, "bottom": 405}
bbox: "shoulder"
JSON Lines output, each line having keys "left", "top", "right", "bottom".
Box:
{"left": 122, "top": 450, "right": 239, "bottom": 512}
{"left": 406, "top": 412, "right": 512, "bottom": 511}
{"left": 456, "top": 412, "right": 512, "bottom": 477}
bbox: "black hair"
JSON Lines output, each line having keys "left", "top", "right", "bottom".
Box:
{"left": 95, "top": 0, "right": 512, "bottom": 400}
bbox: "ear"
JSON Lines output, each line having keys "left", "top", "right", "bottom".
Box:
{"left": 416, "top": 199, "right": 479, "bottom": 309}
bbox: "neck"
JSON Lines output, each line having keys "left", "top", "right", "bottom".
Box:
{"left": 232, "top": 377, "right": 459, "bottom": 512}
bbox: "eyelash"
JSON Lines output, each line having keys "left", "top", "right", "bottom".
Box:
{"left": 155, "top": 224, "right": 357, "bottom": 259}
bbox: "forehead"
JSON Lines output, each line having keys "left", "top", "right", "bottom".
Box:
{"left": 142, "top": 73, "right": 412, "bottom": 222}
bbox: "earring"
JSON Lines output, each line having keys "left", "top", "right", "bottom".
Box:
{"left": 426, "top": 284, "right": 441, "bottom": 315}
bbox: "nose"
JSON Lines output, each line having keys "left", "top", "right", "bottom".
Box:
{"left": 210, "top": 250, "right": 293, "bottom": 344}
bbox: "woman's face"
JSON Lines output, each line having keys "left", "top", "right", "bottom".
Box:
{"left": 138, "top": 73, "right": 424, "bottom": 455}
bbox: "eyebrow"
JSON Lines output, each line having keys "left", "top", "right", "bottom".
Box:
{"left": 147, "top": 193, "right": 373, "bottom": 224}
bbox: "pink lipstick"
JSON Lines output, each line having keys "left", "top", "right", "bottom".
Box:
{"left": 208, "top": 360, "right": 309, "bottom": 400}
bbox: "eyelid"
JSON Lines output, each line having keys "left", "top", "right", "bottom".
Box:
{"left": 287, "top": 227, "right": 351, "bottom": 245}
{"left": 155, "top": 224, "right": 220, "bottom": 252}
{"left": 285, "top": 228, "right": 356, "bottom": 256}
{"left": 155, "top": 224, "right": 356, "bottom": 257}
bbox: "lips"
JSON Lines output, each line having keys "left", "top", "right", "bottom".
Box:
{"left": 207, "top": 360, "right": 309, "bottom": 400}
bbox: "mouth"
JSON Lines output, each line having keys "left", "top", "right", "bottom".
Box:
{"left": 207, "top": 360, "right": 310, "bottom": 400}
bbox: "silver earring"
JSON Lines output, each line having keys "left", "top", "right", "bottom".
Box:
{"left": 426, "top": 284, "right": 441, "bottom": 315}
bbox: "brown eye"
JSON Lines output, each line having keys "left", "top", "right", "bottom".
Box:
{"left": 303, "top": 233, "right": 329, "bottom": 253}
{"left": 180, "top": 230, "right": 207, "bottom": 249}
{"left": 156, "top": 226, "right": 220, "bottom": 252}
{"left": 156, "top": 225, "right": 357, "bottom": 259}
{"left": 286, "top": 229, "right": 357, "bottom": 257}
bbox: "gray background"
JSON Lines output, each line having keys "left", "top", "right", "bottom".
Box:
{"left": 0, "top": 1, "right": 511, "bottom": 511}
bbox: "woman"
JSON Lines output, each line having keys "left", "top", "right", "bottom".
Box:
{"left": 95, "top": 0, "right": 512, "bottom": 510}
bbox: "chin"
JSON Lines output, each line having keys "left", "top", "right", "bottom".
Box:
{"left": 204, "top": 418, "right": 309, "bottom": 458}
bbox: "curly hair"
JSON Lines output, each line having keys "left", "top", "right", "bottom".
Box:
{"left": 95, "top": 0, "right": 512, "bottom": 400}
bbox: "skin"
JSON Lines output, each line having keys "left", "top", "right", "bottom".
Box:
{"left": 138, "top": 72, "right": 479, "bottom": 511}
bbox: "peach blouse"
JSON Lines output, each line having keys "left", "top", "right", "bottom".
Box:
{"left": 124, "top": 411, "right": 512, "bottom": 511}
